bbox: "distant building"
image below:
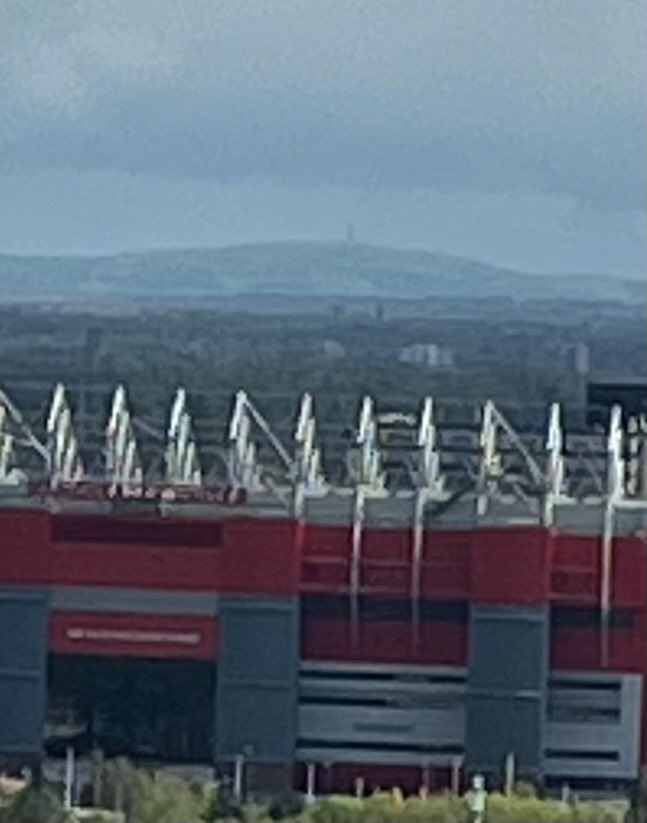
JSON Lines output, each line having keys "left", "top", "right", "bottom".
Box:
{"left": 574, "top": 342, "right": 590, "bottom": 376}
{"left": 321, "top": 339, "right": 346, "bottom": 361}
{"left": 399, "top": 342, "right": 454, "bottom": 369}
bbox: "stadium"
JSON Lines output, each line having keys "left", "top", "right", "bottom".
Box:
{"left": 0, "top": 383, "right": 645, "bottom": 795}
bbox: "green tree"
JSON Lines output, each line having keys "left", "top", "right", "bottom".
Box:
{"left": 0, "top": 785, "right": 70, "bottom": 823}
{"left": 100, "top": 758, "right": 205, "bottom": 823}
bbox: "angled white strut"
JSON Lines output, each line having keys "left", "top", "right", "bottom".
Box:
{"left": 165, "top": 388, "right": 201, "bottom": 487}
{"left": 106, "top": 385, "right": 143, "bottom": 497}
{"left": 46, "top": 383, "right": 84, "bottom": 489}
{"left": 293, "top": 392, "right": 326, "bottom": 515}
{"left": 600, "top": 405, "right": 625, "bottom": 666}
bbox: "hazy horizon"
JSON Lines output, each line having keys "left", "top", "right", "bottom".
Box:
{"left": 0, "top": 236, "right": 645, "bottom": 281}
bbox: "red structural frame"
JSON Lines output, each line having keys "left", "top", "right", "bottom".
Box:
{"left": 0, "top": 507, "right": 645, "bottom": 766}
{"left": 0, "top": 509, "right": 643, "bottom": 668}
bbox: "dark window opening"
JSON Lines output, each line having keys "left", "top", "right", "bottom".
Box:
{"left": 46, "top": 655, "right": 215, "bottom": 763}
{"left": 551, "top": 606, "right": 634, "bottom": 629}
{"left": 300, "top": 694, "right": 463, "bottom": 709}
{"left": 549, "top": 679, "right": 620, "bottom": 693}
{"left": 300, "top": 668, "right": 465, "bottom": 685}
{"left": 301, "top": 594, "right": 468, "bottom": 623}
{"left": 548, "top": 705, "right": 621, "bottom": 723}
{"left": 50, "top": 515, "right": 222, "bottom": 547}
{"left": 297, "top": 738, "right": 464, "bottom": 756}
{"left": 545, "top": 748, "right": 619, "bottom": 762}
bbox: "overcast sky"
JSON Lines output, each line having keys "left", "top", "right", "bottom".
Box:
{"left": 0, "top": 0, "right": 644, "bottom": 275}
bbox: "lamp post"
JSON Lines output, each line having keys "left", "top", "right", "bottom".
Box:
{"left": 305, "top": 763, "right": 316, "bottom": 804}
{"left": 233, "top": 754, "right": 245, "bottom": 802}
{"left": 63, "top": 747, "right": 75, "bottom": 810}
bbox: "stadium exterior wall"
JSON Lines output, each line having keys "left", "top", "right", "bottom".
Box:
{"left": 0, "top": 506, "right": 644, "bottom": 790}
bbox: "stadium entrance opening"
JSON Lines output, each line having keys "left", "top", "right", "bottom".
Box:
{"left": 46, "top": 655, "right": 215, "bottom": 763}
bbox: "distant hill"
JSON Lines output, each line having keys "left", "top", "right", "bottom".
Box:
{"left": 0, "top": 242, "right": 642, "bottom": 304}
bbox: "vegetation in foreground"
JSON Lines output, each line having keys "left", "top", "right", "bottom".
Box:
{"left": 1, "top": 760, "right": 643, "bottom": 823}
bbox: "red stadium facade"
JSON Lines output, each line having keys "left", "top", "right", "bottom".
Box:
{"left": 0, "top": 386, "right": 644, "bottom": 792}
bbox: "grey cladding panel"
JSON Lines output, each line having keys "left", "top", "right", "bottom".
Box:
{"left": 51, "top": 587, "right": 219, "bottom": 616}
{"left": 222, "top": 607, "right": 296, "bottom": 683}
{"left": 466, "top": 606, "right": 549, "bottom": 777}
{"left": 0, "top": 677, "right": 45, "bottom": 751}
{"left": 218, "top": 687, "right": 296, "bottom": 761}
{"left": 467, "top": 695, "right": 543, "bottom": 773}
{"left": 216, "top": 597, "right": 299, "bottom": 764}
{"left": 298, "top": 662, "right": 467, "bottom": 766}
{"left": 544, "top": 672, "right": 642, "bottom": 781}
{"left": 0, "top": 596, "right": 48, "bottom": 671}
{"left": 0, "top": 590, "right": 49, "bottom": 755}
{"left": 469, "top": 608, "right": 547, "bottom": 693}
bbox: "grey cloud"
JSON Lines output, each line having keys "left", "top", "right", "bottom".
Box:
{"left": 0, "top": 0, "right": 644, "bottom": 210}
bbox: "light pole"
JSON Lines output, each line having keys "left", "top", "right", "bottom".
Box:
{"left": 233, "top": 754, "right": 245, "bottom": 802}
{"left": 305, "top": 763, "right": 316, "bottom": 804}
{"left": 63, "top": 746, "right": 75, "bottom": 810}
